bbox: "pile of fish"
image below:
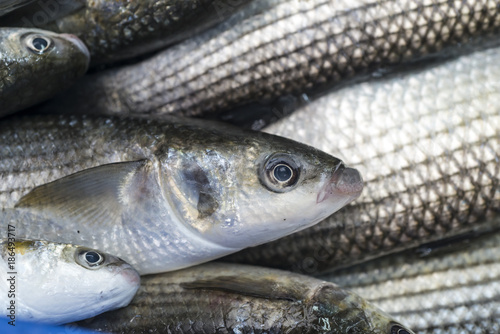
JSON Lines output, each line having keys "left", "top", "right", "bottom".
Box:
{"left": 1, "top": 0, "right": 499, "bottom": 333}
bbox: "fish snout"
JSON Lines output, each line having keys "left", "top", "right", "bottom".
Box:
{"left": 60, "top": 33, "right": 90, "bottom": 65}
{"left": 109, "top": 262, "right": 141, "bottom": 286}
{"left": 120, "top": 266, "right": 141, "bottom": 286}
{"left": 334, "top": 166, "right": 363, "bottom": 197}
{"left": 317, "top": 165, "right": 363, "bottom": 203}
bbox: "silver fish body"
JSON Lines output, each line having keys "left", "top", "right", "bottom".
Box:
{"left": 223, "top": 45, "right": 500, "bottom": 274}
{"left": 73, "top": 262, "right": 414, "bottom": 334}
{"left": 42, "top": 0, "right": 253, "bottom": 65}
{"left": 38, "top": 0, "right": 500, "bottom": 118}
{"left": 0, "top": 115, "right": 362, "bottom": 274}
{"left": 320, "top": 228, "right": 500, "bottom": 334}
{"left": 0, "top": 27, "right": 89, "bottom": 117}
{"left": 0, "top": 238, "right": 140, "bottom": 324}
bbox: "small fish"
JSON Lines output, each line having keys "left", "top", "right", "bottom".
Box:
{"left": 320, "top": 228, "right": 500, "bottom": 333}
{"left": 0, "top": 238, "right": 140, "bottom": 325}
{"left": 37, "top": 0, "right": 500, "bottom": 118}
{"left": 73, "top": 262, "right": 414, "bottom": 334}
{"left": 0, "top": 28, "right": 89, "bottom": 117}
{"left": 0, "top": 115, "right": 362, "bottom": 274}
{"left": 224, "top": 45, "right": 500, "bottom": 274}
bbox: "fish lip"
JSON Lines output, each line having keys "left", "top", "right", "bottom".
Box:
{"left": 60, "top": 33, "right": 90, "bottom": 69}
{"left": 317, "top": 164, "right": 363, "bottom": 204}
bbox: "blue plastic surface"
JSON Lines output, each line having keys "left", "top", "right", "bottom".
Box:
{"left": 0, "top": 320, "right": 103, "bottom": 334}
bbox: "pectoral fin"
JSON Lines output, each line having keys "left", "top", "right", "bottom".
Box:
{"left": 16, "top": 160, "right": 148, "bottom": 226}
{"left": 181, "top": 275, "right": 304, "bottom": 301}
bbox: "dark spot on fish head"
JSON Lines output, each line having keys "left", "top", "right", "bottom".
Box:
{"left": 197, "top": 192, "right": 218, "bottom": 219}
{"left": 181, "top": 161, "right": 219, "bottom": 219}
{"left": 390, "top": 323, "right": 413, "bottom": 334}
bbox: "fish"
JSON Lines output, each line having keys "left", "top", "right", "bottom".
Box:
{"left": 319, "top": 228, "right": 500, "bottom": 334}
{"left": 0, "top": 0, "right": 35, "bottom": 16}
{"left": 0, "top": 115, "right": 362, "bottom": 274}
{"left": 0, "top": 238, "right": 140, "bottom": 325}
{"left": 72, "top": 262, "right": 415, "bottom": 334}
{"left": 0, "top": 27, "right": 89, "bottom": 117}
{"left": 36, "top": 0, "right": 500, "bottom": 119}
{"left": 38, "top": 0, "right": 254, "bottom": 65}
{"left": 222, "top": 45, "right": 500, "bottom": 274}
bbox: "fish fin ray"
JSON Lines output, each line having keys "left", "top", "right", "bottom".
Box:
{"left": 15, "top": 160, "right": 147, "bottom": 226}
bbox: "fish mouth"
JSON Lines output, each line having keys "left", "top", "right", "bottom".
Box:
{"left": 60, "top": 33, "right": 90, "bottom": 69}
{"left": 317, "top": 164, "right": 363, "bottom": 204}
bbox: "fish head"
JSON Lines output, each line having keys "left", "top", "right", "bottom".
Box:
{"left": 0, "top": 28, "right": 89, "bottom": 114}
{"left": 2, "top": 240, "right": 140, "bottom": 324}
{"left": 308, "top": 283, "right": 415, "bottom": 334}
{"left": 160, "top": 123, "right": 363, "bottom": 249}
{"left": 1, "top": 27, "right": 89, "bottom": 76}
{"left": 67, "top": 245, "right": 141, "bottom": 312}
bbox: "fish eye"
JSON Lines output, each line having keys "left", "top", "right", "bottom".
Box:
{"left": 75, "top": 249, "right": 105, "bottom": 269}
{"left": 25, "top": 34, "right": 52, "bottom": 54}
{"left": 273, "top": 164, "right": 293, "bottom": 182}
{"left": 260, "top": 153, "right": 300, "bottom": 193}
{"left": 85, "top": 251, "right": 103, "bottom": 266}
{"left": 390, "top": 324, "right": 412, "bottom": 334}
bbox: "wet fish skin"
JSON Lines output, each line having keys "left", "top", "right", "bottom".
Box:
{"left": 0, "top": 115, "right": 361, "bottom": 274}
{"left": 0, "top": 238, "right": 140, "bottom": 325}
{"left": 39, "top": 0, "right": 500, "bottom": 117}
{"left": 43, "top": 0, "right": 253, "bottom": 65}
{"left": 223, "top": 45, "right": 500, "bottom": 274}
{"left": 73, "top": 262, "right": 414, "bottom": 334}
{"left": 0, "top": 27, "right": 89, "bottom": 117}
{"left": 320, "top": 228, "right": 500, "bottom": 334}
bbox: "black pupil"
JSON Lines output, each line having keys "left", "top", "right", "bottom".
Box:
{"left": 398, "top": 330, "right": 410, "bottom": 334}
{"left": 32, "top": 37, "right": 48, "bottom": 51}
{"left": 274, "top": 164, "right": 292, "bottom": 182}
{"left": 85, "top": 251, "right": 101, "bottom": 264}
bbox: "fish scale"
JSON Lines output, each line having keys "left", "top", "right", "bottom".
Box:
{"left": 319, "top": 230, "right": 500, "bottom": 333}
{"left": 223, "top": 45, "right": 500, "bottom": 274}
{"left": 0, "top": 117, "right": 138, "bottom": 207}
{"left": 32, "top": 0, "right": 254, "bottom": 65}
{"left": 39, "top": 0, "right": 500, "bottom": 119}
{"left": 73, "top": 263, "right": 414, "bottom": 333}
